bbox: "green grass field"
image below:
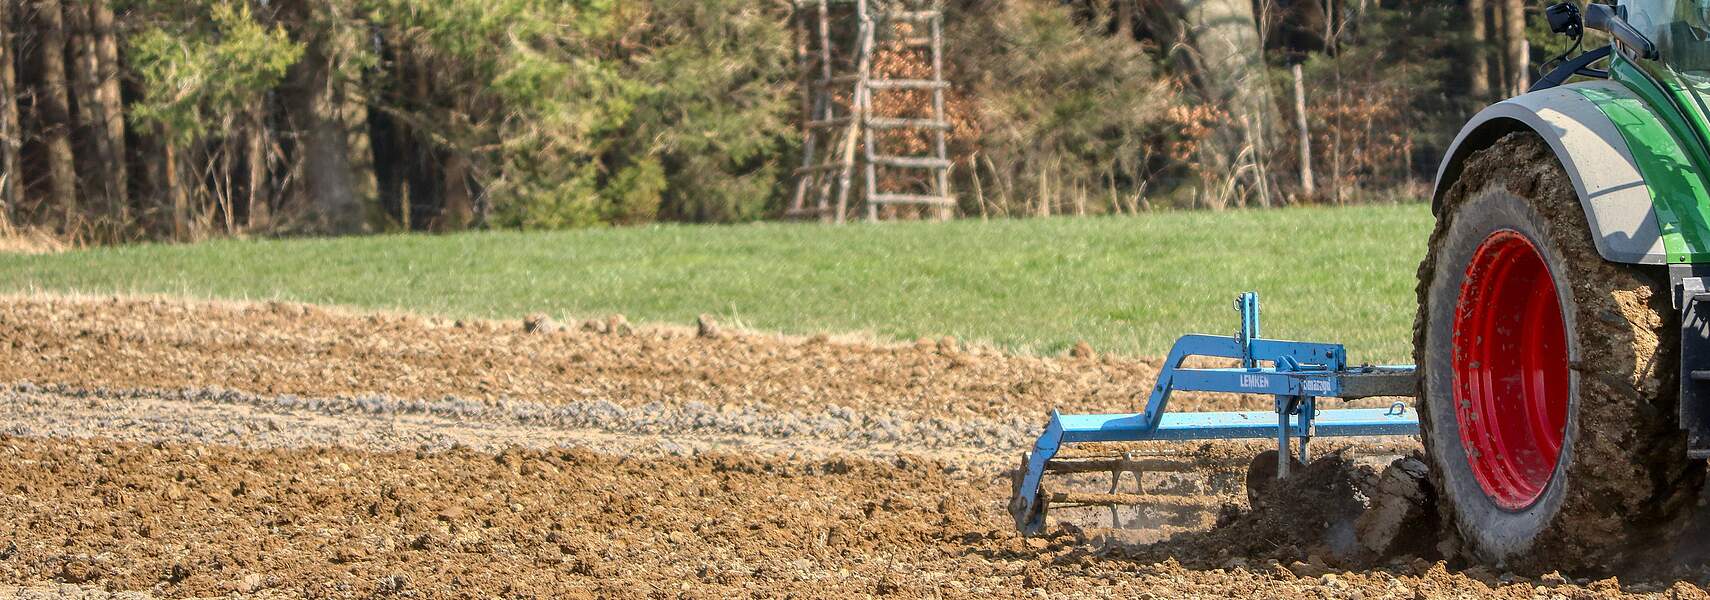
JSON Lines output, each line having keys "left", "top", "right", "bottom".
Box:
{"left": 0, "top": 204, "right": 1433, "bottom": 361}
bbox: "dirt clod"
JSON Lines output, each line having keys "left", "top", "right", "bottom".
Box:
{"left": 1070, "top": 340, "right": 1095, "bottom": 359}
{"left": 1355, "top": 456, "right": 1436, "bottom": 558}
{"left": 55, "top": 559, "right": 96, "bottom": 584}
{"left": 696, "top": 314, "right": 721, "bottom": 338}
{"left": 522, "top": 313, "right": 558, "bottom": 334}
{"left": 605, "top": 314, "right": 632, "bottom": 336}
{"left": 1135, "top": 454, "right": 1385, "bottom": 568}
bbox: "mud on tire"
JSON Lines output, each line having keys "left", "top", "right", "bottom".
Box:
{"left": 1416, "top": 132, "right": 1701, "bottom": 571}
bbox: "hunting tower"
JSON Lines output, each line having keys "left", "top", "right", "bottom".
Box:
{"left": 788, "top": 0, "right": 953, "bottom": 223}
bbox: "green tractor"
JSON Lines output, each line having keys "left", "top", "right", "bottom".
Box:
{"left": 1420, "top": 0, "right": 1710, "bottom": 568}
{"left": 1008, "top": 0, "right": 1710, "bottom": 572}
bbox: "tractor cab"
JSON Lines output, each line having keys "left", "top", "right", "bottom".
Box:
{"left": 1624, "top": 0, "right": 1710, "bottom": 115}
{"left": 1625, "top": 0, "right": 1710, "bottom": 73}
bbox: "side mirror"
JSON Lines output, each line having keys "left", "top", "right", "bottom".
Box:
{"left": 1584, "top": 2, "right": 1660, "bottom": 60}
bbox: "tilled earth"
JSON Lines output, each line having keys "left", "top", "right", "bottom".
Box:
{"left": 0, "top": 295, "right": 1705, "bottom": 598}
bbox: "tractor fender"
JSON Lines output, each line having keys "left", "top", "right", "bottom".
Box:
{"left": 1432, "top": 80, "right": 1666, "bottom": 265}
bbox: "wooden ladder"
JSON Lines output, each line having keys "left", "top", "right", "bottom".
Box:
{"left": 788, "top": 0, "right": 952, "bottom": 223}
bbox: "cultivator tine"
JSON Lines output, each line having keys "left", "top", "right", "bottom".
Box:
{"left": 1033, "top": 455, "right": 1191, "bottom": 474}
{"left": 1046, "top": 491, "right": 1221, "bottom": 510}
{"left": 1010, "top": 443, "right": 1241, "bottom": 532}
{"left": 1103, "top": 455, "right": 1141, "bottom": 525}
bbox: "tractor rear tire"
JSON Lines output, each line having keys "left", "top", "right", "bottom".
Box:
{"left": 1416, "top": 132, "right": 1700, "bottom": 571}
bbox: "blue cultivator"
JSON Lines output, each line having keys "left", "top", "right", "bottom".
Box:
{"left": 1009, "top": 292, "right": 1421, "bottom": 535}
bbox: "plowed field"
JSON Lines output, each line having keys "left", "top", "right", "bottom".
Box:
{"left": 0, "top": 296, "right": 1703, "bottom": 598}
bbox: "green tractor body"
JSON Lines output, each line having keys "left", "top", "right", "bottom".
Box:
{"left": 1438, "top": 7, "right": 1710, "bottom": 264}
{"left": 1010, "top": 0, "right": 1710, "bottom": 573}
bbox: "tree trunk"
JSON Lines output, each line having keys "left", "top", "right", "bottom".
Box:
{"left": 1502, "top": 0, "right": 1526, "bottom": 95}
{"left": 90, "top": 0, "right": 124, "bottom": 219}
{"left": 36, "top": 0, "right": 77, "bottom": 230}
{"left": 246, "top": 107, "right": 270, "bottom": 231}
{"left": 436, "top": 151, "right": 472, "bottom": 231}
{"left": 1332, "top": 82, "right": 1344, "bottom": 205}
{"left": 281, "top": 1, "right": 363, "bottom": 234}
{"left": 284, "top": 53, "right": 363, "bottom": 234}
{"left": 164, "top": 136, "right": 187, "bottom": 241}
{"left": 1185, "top": 0, "right": 1280, "bottom": 197}
{"left": 65, "top": 1, "right": 116, "bottom": 224}
{"left": 1115, "top": 0, "right": 1133, "bottom": 39}
{"left": 0, "top": 0, "right": 20, "bottom": 230}
{"left": 1292, "top": 63, "right": 1314, "bottom": 197}
{"left": 1322, "top": 0, "right": 1335, "bottom": 55}
{"left": 1467, "top": 0, "right": 1490, "bottom": 102}
{"left": 406, "top": 51, "right": 435, "bottom": 228}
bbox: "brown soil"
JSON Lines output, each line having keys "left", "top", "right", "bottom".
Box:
{"left": 0, "top": 294, "right": 1265, "bottom": 421}
{"left": 1146, "top": 454, "right": 1385, "bottom": 565}
{"left": 0, "top": 294, "right": 1702, "bottom": 597}
{"left": 3, "top": 436, "right": 1698, "bottom": 599}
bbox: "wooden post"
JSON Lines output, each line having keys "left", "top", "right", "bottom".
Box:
{"left": 1292, "top": 63, "right": 1314, "bottom": 197}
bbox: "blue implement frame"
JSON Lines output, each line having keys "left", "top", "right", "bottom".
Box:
{"left": 1009, "top": 292, "right": 1420, "bottom": 535}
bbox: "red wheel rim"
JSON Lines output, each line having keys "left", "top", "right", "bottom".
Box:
{"left": 1452, "top": 230, "right": 1570, "bottom": 511}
